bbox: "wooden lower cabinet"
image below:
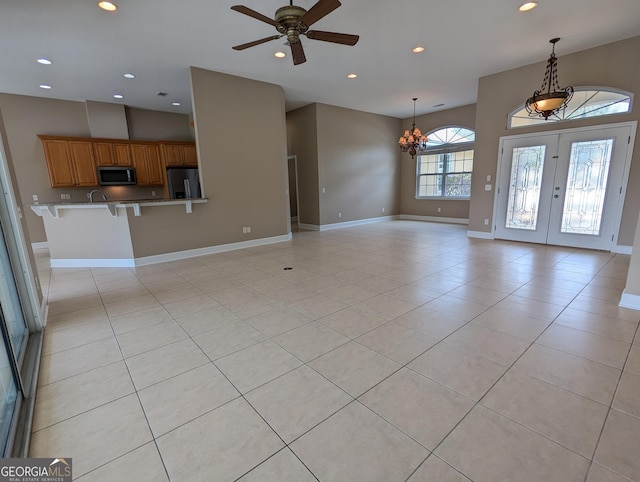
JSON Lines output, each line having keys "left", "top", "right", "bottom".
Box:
{"left": 131, "top": 144, "right": 164, "bottom": 185}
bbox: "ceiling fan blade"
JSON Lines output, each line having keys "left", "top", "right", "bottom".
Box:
{"left": 231, "top": 5, "right": 279, "bottom": 27}
{"left": 306, "top": 30, "right": 359, "bottom": 46}
{"left": 299, "top": 0, "right": 341, "bottom": 27}
{"left": 290, "top": 41, "right": 307, "bottom": 65}
{"left": 232, "top": 35, "right": 282, "bottom": 50}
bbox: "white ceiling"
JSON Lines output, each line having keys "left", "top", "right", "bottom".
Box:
{"left": 2, "top": 0, "right": 640, "bottom": 119}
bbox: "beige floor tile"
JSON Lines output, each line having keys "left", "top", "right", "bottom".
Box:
{"left": 215, "top": 341, "right": 302, "bottom": 393}
{"left": 423, "top": 295, "right": 489, "bottom": 322}
{"left": 174, "top": 305, "right": 242, "bottom": 336}
{"left": 471, "top": 307, "right": 550, "bottom": 341}
{"left": 319, "top": 306, "right": 388, "bottom": 339}
{"left": 161, "top": 293, "right": 220, "bottom": 318}
{"left": 225, "top": 294, "right": 285, "bottom": 319}
{"left": 625, "top": 344, "right": 640, "bottom": 375}
{"left": 351, "top": 275, "right": 407, "bottom": 294}
{"left": 116, "top": 319, "right": 187, "bottom": 358}
{"left": 193, "top": 320, "right": 266, "bottom": 360}
{"left": 272, "top": 321, "right": 349, "bottom": 362}
{"left": 568, "top": 295, "right": 640, "bottom": 322}
{"left": 353, "top": 294, "right": 418, "bottom": 321}
{"left": 94, "top": 275, "right": 145, "bottom": 294}
{"left": 291, "top": 401, "right": 428, "bottom": 482}
{"left": 77, "top": 442, "right": 168, "bottom": 482}
{"left": 289, "top": 294, "right": 350, "bottom": 319}
{"left": 435, "top": 405, "right": 589, "bottom": 482}
{"left": 394, "top": 305, "right": 468, "bottom": 340}
{"left": 48, "top": 293, "right": 103, "bottom": 317}
{"left": 309, "top": 341, "right": 401, "bottom": 397}
{"left": 537, "top": 324, "right": 630, "bottom": 369}
{"left": 586, "top": 463, "right": 631, "bottom": 482}
{"left": 99, "top": 284, "right": 152, "bottom": 305}
{"left": 493, "top": 294, "right": 565, "bottom": 322}
{"left": 446, "top": 284, "right": 509, "bottom": 306}
{"left": 30, "top": 394, "right": 153, "bottom": 478}
{"left": 356, "top": 322, "right": 438, "bottom": 364}
{"left": 125, "top": 338, "right": 210, "bottom": 389}
{"left": 33, "top": 361, "right": 134, "bottom": 432}
{"left": 511, "top": 283, "right": 578, "bottom": 305}
{"left": 512, "top": 344, "right": 620, "bottom": 405}
{"left": 238, "top": 448, "right": 316, "bottom": 481}
{"left": 324, "top": 284, "right": 379, "bottom": 305}
{"left": 46, "top": 305, "right": 109, "bottom": 332}
{"left": 409, "top": 341, "right": 507, "bottom": 401}
{"left": 554, "top": 308, "right": 638, "bottom": 343}
{"left": 42, "top": 320, "right": 114, "bottom": 355}
{"left": 109, "top": 306, "right": 173, "bottom": 335}
{"left": 384, "top": 284, "right": 441, "bottom": 306}
{"left": 407, "top": 455, "right": 470, "bottom": 481}
{"left": 245, "top": 306, "right": 313, "bottom": 337}
{"left": 594, "top": 409, "right": 640, "bottom": 481}
{"left": 481, "top": 370, "right": 608, "bottom": 458}
{"left": 38, "top": 336, "right": 123, "bottom": 386}
{"left": 138, "top": 363, "right": 239, "bottom": 436}
{"left": 360, "top": 368, "right": 474, "bottom": 450}
{"left": 104, "top": 294, "right": 163, "bottom": 318}
{"left": 446, "top": 323, "right": 531, "bottom": 366}
{"left": 157, "top": 398, "right": 284, "bottom": 481}
{"left": 612, "top": 370, "right": 640, "bottom": 418}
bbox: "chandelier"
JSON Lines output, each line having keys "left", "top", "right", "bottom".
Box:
{"left": 399, "top": 98, "right": 428, "bottom": 158}
{"left": 525, "top": 38, "right": 574, "bottom": 120}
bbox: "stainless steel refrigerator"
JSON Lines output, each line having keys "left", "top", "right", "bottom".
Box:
{"left": 167, "top": 167, "right": 201, "bottom": 199}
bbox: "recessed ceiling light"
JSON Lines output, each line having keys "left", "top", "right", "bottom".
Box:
{"left": 113, "top": 94, "right": 123, "bottom": 99}
{"left": 274, "top": 51, "right": 286, "bottom": 58}
{"left": 347, "top": 73, "right": 357, "bottom": 79}
{"left": 98, "top": 1, "right": 117, "bottom": 11}
{"left": 172, "top": 102, "right": 181, "bottom": 106}
{"left": 39, "top": 84, "right": 52, "bottom": 90}
{"left": 37, "top": 58, "right": 52, "bottom": 65}
{"left": 412, "top": 46, "right": 425, "bottom": 53}
{"left": 518, "top": 1, "right": 538, "bottom": 11}
{"left": 123, "top": 73, "right": 135, "bottom": 79}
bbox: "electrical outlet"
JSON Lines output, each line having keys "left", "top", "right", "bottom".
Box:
{"left": 32, "top": 194, "right": 38, "bottom": 201}
{"left": 382, "top": 207, "right": 385, "bottom": 213}
{"left": 484, "top": 219, "right": 489, "bottom": 225}
{"left": 151, "top": 190, "right": 156, "bottom": 197}
{"left": 338, "top": 212, "right": 342, "bottom": 218}
{"left": 61, "top": 193, "right": 71, "bottom": 200}
{"left": 247, "top": 226, "right": 251, "bottom": 233}
{"left": 485, "top": 184, "right": 492, "bottom": 191}
{"left": 437, "top": 207, "right": 441, "bottom": 213}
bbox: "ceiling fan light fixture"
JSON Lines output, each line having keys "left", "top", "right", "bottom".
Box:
{"left": 274, "top": 51, "right": 286, "bottom": 58}
{"left": 525, "top": 38, "right": 573, "bottom": 120}
{"left": 347, "top": 73, "right": 357, "bottom": 79}
{"left": 399, "top": 98, "right": 428, "bottom": 159}
{"left": 97, "top": 1, "right": 117, "bottom": 12}
{"left": 412, "top": 46, "right": 425, "bottom": 53}
{"left": 518, "top": 2, "right": 538, "bottom": 12}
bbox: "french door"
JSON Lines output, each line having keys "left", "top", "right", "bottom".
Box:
{"left": 494, "top": 124, "right": 635, "bottom": 250}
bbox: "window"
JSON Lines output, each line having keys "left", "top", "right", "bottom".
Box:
{"left": 416, "top": 126, "right": 475, "bottom": 199}
{"left": 508, "top": 87, "right": 632, "bottom": 128}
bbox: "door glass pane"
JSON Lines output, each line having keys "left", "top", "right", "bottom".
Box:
{"left": 0, "top": 326, "right": 18, "bottom": 454}
{"left": 0, "top": 224, "right": 27, "bottom": 360}
{"left": 560, "top": 139, "right": 614, "bottom": 235}
{"left": 505, "top": 146, "right": 546, "bottom": 230}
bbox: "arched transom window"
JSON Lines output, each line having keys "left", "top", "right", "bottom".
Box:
{"left": 416, "top": 127, "right": 475, "bottom": 199}
{"left": 508, "top": 87, "right": 632, "bottom": 128}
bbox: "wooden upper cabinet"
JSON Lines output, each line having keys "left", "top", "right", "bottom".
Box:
{"left": 131, "top": 143, "right": 164, "bottom": 186}
{"left": 94, "top": 141, "right": 132, "bottom": 167}
{"left": 161, "top": 142, "right": 197, "bottom": 167}
{"left": 39, "top": 136, "right": 98, "bottom": 187}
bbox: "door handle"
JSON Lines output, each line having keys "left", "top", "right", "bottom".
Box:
{"left": 554, "top": 194, "right": 559, "bottom": 198}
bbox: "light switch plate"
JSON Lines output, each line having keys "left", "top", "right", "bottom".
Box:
{"left": 485, "top": 184, "right": 492, "bottom": 191}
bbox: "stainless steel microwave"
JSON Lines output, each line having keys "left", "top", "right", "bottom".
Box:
{"left": 97, "top": 167, "right": 137, "bottom": 186}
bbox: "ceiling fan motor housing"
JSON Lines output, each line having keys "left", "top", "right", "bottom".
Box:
{"left": 275, "top": 5, "right": 308, "bottom": 41}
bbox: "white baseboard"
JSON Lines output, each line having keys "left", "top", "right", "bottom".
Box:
{"left": 399, "top": 214, "right": 468, "bottom": 225}
{"left": 134, "top": 234, "right": 292, "bottom": 266}
{"left": 291, "top": 216, "right": 298, "bottom": 222}
{"left": 613, "top": 245, "right": 632, "bottom": 255}
{"left": 31, "top": 242, "right": 48, "bottom": 250}
{"left": 467, "top": 230, "right": 494, "bottom": 240}
{"left": 50, "top": 258, "right": 136, "bottom": 268}
{"left": 298, "top": 223, "right": 320, "bottom": 231}
{"left": 619, "top": 290, "right": 640, "bottom": 310}
{"left": 319, "top": 215, "right": 399, "bottom": 231}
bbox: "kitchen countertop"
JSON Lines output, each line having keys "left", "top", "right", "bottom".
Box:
{"left": 27, "top": 197, "right": 208, "bottom": 217}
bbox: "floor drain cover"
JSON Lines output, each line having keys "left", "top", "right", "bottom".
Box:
{"left": 283, "top": 267, "right": 293, "bottom": 270}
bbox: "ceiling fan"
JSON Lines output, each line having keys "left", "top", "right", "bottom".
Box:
{"left": 231, "top": 0, "right": 359, "bottom": 65}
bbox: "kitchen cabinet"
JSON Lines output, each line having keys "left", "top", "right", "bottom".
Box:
{"left": 131, "top": 143, "right": 164, "bottom": 185}
{"left": 161, "top": 142, "right": 197, "bottom": 167}
{"left": 39, "top": 136, "right": 99, "bottom": 187}
{"left": 94, "top": 141, "right": 132, "bottom": 167}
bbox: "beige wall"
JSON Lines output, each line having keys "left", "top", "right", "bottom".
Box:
{"left": 286, "top": 104, "right": 320, "bottom": 225}
{"left": 400, "top": 104, "right": 476, "bottom": 219}
{"left": 287, "top": 103, "right": 401, "bottom": 226}
{"left": 470, "top": 36, "right": 640, "bottom": 244}
{"left": 126, "top": 67, "right": 289, "bottom": 259}
{"left": 0, "top": 94, "right": 194, "bottom": 244}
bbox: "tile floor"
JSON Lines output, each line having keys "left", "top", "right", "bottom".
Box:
{"left": 29, "top": 221, "right": 640, "bottom": 481}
